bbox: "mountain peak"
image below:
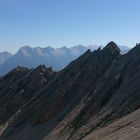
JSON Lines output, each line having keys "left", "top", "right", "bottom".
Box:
{"left": 20, "top": 45, "right": 32, "bottom": 50}
{"left": 34, "top": 65, "right": 55, "bottom": 77}
{"left": 102, "top": 41, "right": 120, "bottom": 56}
{"left": 105, "top": 41, "right": 118, "bottom": 49}
{"left": 0, "top": 52, "right": 13, "bottom": 65}
{"left": 126, "top": 42, "right": 140, "bottom": 56}
{"left": 0, "top": 51, "right": 12, "bottom": 55}
{"left": 17, "top": 46, "right": 33, "bottom": 56}
{"left": 36, "top": 64, "right": 47, "bottom": 72}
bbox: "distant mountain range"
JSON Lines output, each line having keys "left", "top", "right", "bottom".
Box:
{"left": 0, "top": 45, "right": 130, "bottom": 75}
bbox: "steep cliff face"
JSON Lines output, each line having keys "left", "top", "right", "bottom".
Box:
{"left": 0, "top": 42, "right": 140, "bottom": 140}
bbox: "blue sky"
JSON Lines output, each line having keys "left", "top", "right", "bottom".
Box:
{"left": 0, "top": 0, "right": 140, "bottom": 53}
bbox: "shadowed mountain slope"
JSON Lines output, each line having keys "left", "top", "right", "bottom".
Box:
{"left": 0, "top": 65, "right": 56, "bottom": 125}
{"left": 0, "top": 42, "right": 139, "bottom": 140}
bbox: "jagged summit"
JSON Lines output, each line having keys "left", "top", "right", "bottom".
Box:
{"left": 106, "top": 41, "right": 117, "bottom": 46}
{"left": 15, "top": 65, "right": 28, "bottom": 71}
{"left": 19, "top": 45, "right": 32, "bottom": 50}
{"left": 126, "top": 42, "right": 140, "bottom": 57}
{"left": 102, "top": 41, "right": 120, "bottom": 56}
{"left": 3, "top": 65, "right": 29, "bottom": 78}
{"left": 35, "top": 64, "right": 47, "bottom": 72}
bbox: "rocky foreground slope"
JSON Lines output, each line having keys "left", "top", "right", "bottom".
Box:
{"left": 0, "top": 42, "right": 140, "bottom": 140}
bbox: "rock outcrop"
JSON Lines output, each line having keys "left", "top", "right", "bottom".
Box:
{"left": 0, "top": 65, "right": 55, "bottom": 125}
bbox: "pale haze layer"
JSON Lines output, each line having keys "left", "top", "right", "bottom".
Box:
{"left": 0, "top": 0, "right": 140, "bottom": 53}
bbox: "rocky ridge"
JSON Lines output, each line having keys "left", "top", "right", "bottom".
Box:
{"left": 0, "top": 42, "right": 140, "bottom": 140}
